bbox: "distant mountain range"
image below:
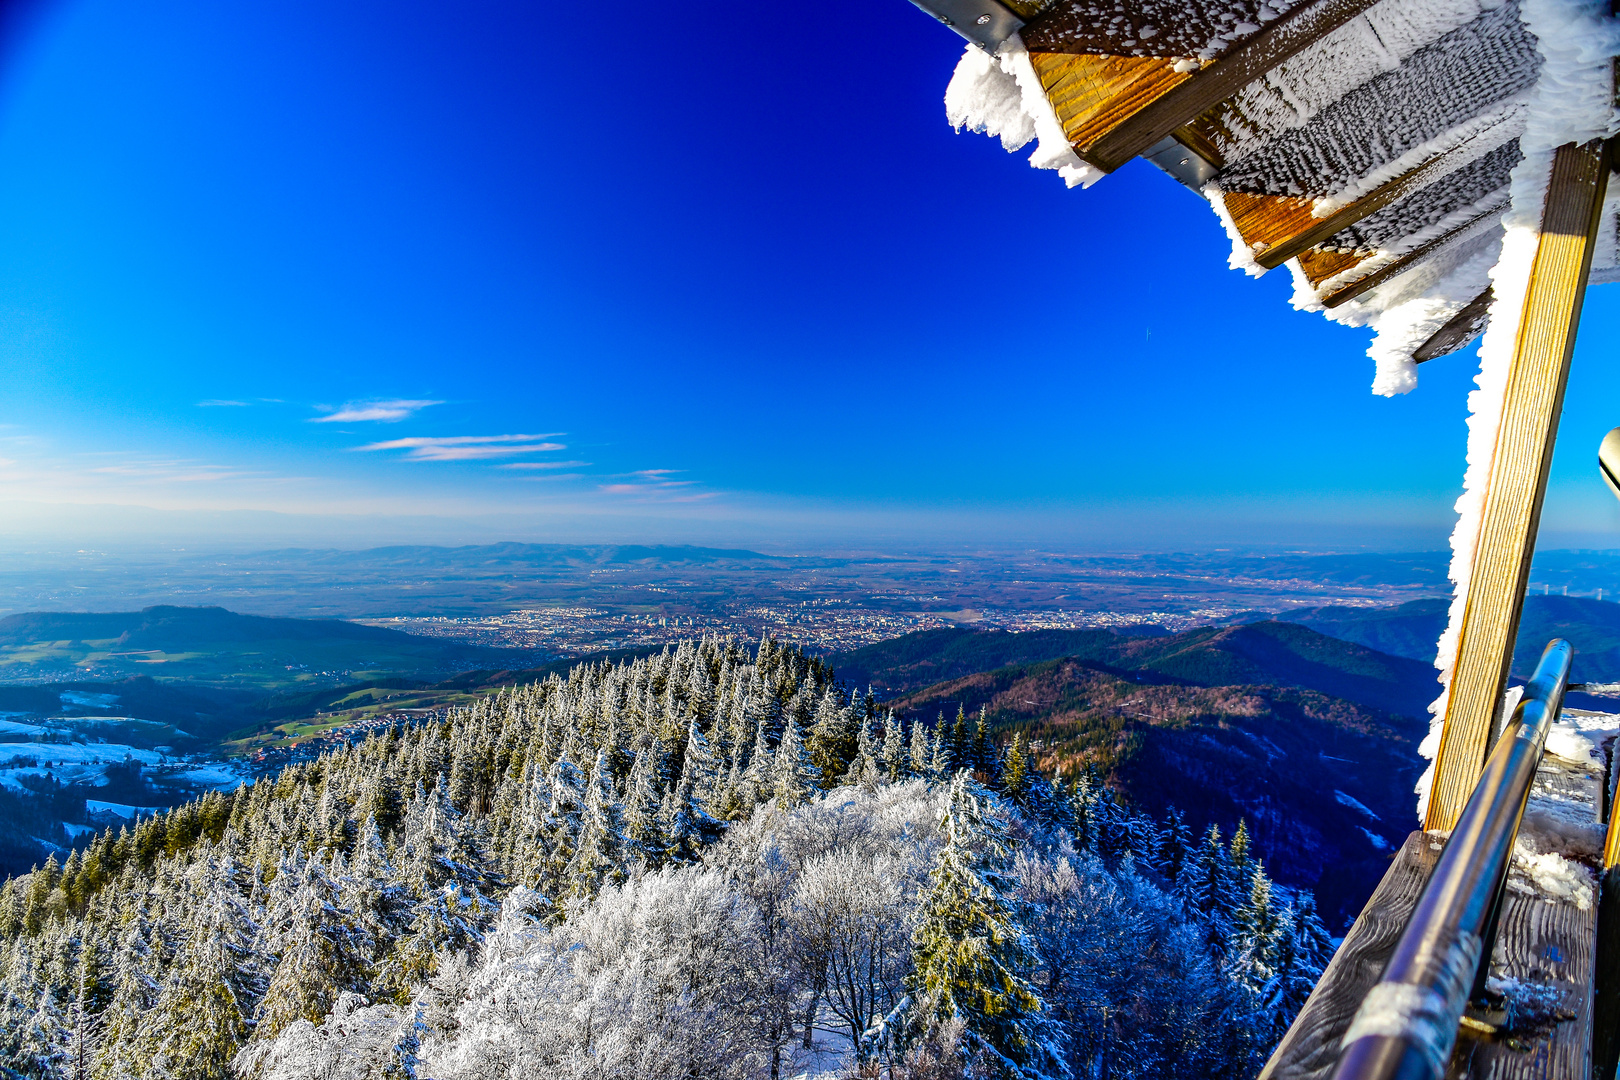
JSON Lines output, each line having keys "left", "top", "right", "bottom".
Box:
{"left": 254, "top": 542, "right": 807, "bottom": 570}
{"left": 1282, "top": 594, "right": 1620, "bottom": 683}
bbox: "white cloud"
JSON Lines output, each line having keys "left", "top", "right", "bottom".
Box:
{"left": 356, "top": 434, "right": 566, "bottom": 461}
{"left": 196, "top": 399, "right": 249, "bottom": 407}
{"left": 498, "top": 460, "right": 590, "bottom": 470}
{"left": 312, "top": 399, "right": 444, "bottom": 423}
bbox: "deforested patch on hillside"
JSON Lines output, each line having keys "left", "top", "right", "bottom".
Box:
{"left": 0, "top": 636, "right": 1331, "bottom": 1080}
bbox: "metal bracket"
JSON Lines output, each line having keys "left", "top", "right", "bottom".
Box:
{"left": 1142, "top": 136, "right": 1220, "bottom": 190}
{"left": 907, "top": 0, "right": 1024, "bottom": 51}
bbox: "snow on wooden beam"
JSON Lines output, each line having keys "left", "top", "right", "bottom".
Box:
{"left": 1218, "top": 134, "right": 1507, "bottom": 273}
{"left": 1413, "top": 288, "right": 1494, "bottom": 362}
{"left": 1020, "top": 0, "right": 1298, "bottom": 61}
{"left": 1319, "top": 205, "right": 1507, "bottom": 309}
{"left": 1424, "top": 139, "right": 1613, "bottom": 833}
{"left": 1060, "top": 0, "right": 1384, "bottom": 172}
{"left": 1026, "top": 52, "right": 1189, "bottom": 165}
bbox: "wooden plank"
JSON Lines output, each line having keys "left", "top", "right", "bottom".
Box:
{"left": 1424, "top": 139, "right": 1613, "bottom": 833}
{"left": 1298, "top": 247, "right": 1369, "bottom": 288}
{"left": 1593, "top": 767, "right": 1620, "bottom": 1080}
{"left": 1321, "top": 204, "right": 1507, "bottom": 309}
{"left": 1251, "top": 150, "right": 1473, "bottom": 270}
{"left": 1028, "top": 52, "right": 1188, "bottom": 162}
{"left": 1593, "top": 867, "right": 1620, "bottom": 1080}
{"left": 1215, "top": 135, "right": 1507, "bottom": 275}
{"left": 1447, "top": 882, "right": 1597, "bottom": 1078}
{"left": 1258, "top": 831, "right": 1444, "bottom": 1080}
{"left": 1082, "top": 0, "right": 1385, "bottom": 172}
{"left": 1022, "top": 0, "right": 1278, "bottom": 60}
{"left": 1413, "top": 289, "right": 1495, "bottom": 363}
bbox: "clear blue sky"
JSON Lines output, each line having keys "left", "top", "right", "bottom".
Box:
{"left": 1, "top": 0, "right": 1618, "bottom": 551}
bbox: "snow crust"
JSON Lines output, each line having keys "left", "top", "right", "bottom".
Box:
{"left": 1419, "top": 0, "right": 1620, "bottom": 810}
{"left": 945, "top": 37, "right": 1102, "bottom": 189}
{"left": 936, "top": 0, "right": 1620, "bottom": 405}
{"left": 1213, "top": 0, "right": 1498, "bottom": 168}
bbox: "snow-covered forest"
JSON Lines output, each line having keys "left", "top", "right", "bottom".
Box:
{"left": 0, "top": 636, "right": 1333, "bottom": 1079}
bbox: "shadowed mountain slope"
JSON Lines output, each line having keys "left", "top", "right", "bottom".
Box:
{"left": 833, "top": 621, "right": 1438, "bottom": 718}
{"left": 884, "top": 656, "right": 1426, "bottom": 927}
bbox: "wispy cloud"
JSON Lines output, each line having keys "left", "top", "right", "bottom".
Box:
{"left": 498, "top": 460, "right": 590, "bottom": 470}
{"left": 197, "top": 399, "right": 249, "bottom": 408}
{"left": 356, "top": 434, "right": 566, "bottom": 461}
{"left": 599, "top": 469, "right": 714, "bottom": 501}
{"left": 89, "top": 457, "right": 261, "bottom": 484}
{"left": 312, "top": 399, "right": 444, "bottom": 423}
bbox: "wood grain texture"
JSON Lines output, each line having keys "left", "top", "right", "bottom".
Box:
{"left": 1425, "top": 140, "right": 1612, "bottom": 833}
{"left": 1083, "top": 0, "right": 1384, "bottom": 171}
{"left": 1217, "top": 133, "right": 1501, "bottom": 278}
{"left": 1259, "top": 831, "right": 1444, "bottom": 1080}
{"left": 1447, "top": 881, "right": 1597, "bottom": 1079}
{"left": 1028, "top": 52, "right": 1188, "bottom": 160}
{"left": 1321, "top": 204, "right": 1507, "bottom": 309}
{"left": 1251, "top": 150, "right": 1467, "bottom": 270}
{"left": 1414, "top": 289, "right": 1495, "bottom": 363}
{"left": 1298, "top": 248, "right": 1369, "bottom": 288}
{"left": 1591, "top": 868, "right": 1620, "bottom": 1080}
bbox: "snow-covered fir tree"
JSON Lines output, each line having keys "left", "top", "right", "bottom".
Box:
{"left": 0, "top": 635, "right": 1332, "bottom": 1080}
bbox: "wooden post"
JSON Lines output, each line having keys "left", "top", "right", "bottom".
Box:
{"left": 1424, "top": 139, "right": 1613, "bottom": 832}
{"left": 1593, "top": 762, "right": 1620, "bottom": 1080}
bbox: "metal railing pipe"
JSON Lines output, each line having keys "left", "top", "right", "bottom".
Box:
{"left": 1330, "top": 638, "right": 1574, "bottom": 1080}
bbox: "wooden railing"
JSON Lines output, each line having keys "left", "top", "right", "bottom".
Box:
{"left": 1261, "top": 639, "right": 1583, "bottom": 1080}
{"left": 1331, "top": 640, "right": 1573, "bottom": 1080}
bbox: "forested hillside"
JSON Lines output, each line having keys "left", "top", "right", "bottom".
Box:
{"left": 0, "top": 636, "right": 1330, "bottom": 1080}
{"left": 833, "top": 621, "right": 1437, "bottom": 717}
{"left": 883, "top": 659, "right": 1425, "bottom": 925}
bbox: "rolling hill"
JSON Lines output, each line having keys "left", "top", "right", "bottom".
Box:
{"left": 882, "top": 655, "right": 1427, "bottom": 926}
{"left": 1284, "top": 594, "right": 1620, "bottom": 685}
{"left": 832, "top": 621, "right": 1439, "bottom": 718}
{"left": 0, "top": 604, "right": 536, "bottom": 692}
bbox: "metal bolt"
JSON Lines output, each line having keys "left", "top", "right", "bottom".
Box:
{"left": 976, "top": 13, "right": 992, "bottom": 23}
{"left": 1180, "top": 158, "right": 1189, "bottom": 165}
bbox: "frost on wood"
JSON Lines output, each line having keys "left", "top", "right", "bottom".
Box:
{"left": 945, "top": 36, "right": 1102, "bottom": 189}
{"left": 938, "top": 0, "right": 1620, "bottom": 398}
{"left": 1422, "top": 0, "right": 1620, "bottom": 792}
{"left": 1022, "top": 0, "right": 1306, "bottom": 62}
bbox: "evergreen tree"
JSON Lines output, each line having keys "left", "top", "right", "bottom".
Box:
{"left": 881, "top": 711, "right": 907, "bottom": 782}
{"left": 907, "top": 773, "right": 1065, "bottom": 1080}
{"left": 769, "top": 713, "right": 818, "bottom": 808}
{"left": 909, "top": 715, "right": 932, "bottom": 778}
{"left": 1001, "top": 733, "right": 1031, "bottom": 813}
{"left": 808, "top": 689, "right": 859, "bottom": 786}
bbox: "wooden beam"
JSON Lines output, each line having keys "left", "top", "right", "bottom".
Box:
{"left": 1413, "top": 288, "right": 1494, "bottom": 363}
{"left": 1219, "top": 134, "right": 1511, "bottom": 277}
{"left": 1023, "top": 0, "right": 1269, "bottom": 60}
{"left": 1423, "top": 139, "right": 1612, "bottom": 833}
{"left": 1297, "top": 247, "right": 1369, "bottom": 288}
{"left": 1026, "top": 53, "right": 1188, "bottom": 165}
{"left": 1594, "top": 800, "right": 1620, "bottom": 1080}
{"left": 1081, "top": 0, "right": 1384, "bottom": 172}
{"left": 1320, "top": 203, "right": 1506, "bottom": 308}
{"left": 1251, "top": 150, "right": 1468, "bottom": 270}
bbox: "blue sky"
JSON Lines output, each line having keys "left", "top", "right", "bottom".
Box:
{"left": 1, "top": 0, "right": 1618, "bottom": 551}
